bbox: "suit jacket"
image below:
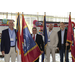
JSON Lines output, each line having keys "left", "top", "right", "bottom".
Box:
{"left": 57, "top": 29, "right": 70, "bottom": 50}
{"left": 32, "top": 34, "right": 44, "bottom": 51}
{"left": 47, "top": 30, "right": 58, "bottom": 49}
{"left": 1, "top": 28, "right": 16, "bottom": 54}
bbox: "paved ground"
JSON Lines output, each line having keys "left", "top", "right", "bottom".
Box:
{"left": 40, "top": 52, "right": 72, "bottom": 62}
{"left": 0, "top": 52, "right": 72, "bottom": 62}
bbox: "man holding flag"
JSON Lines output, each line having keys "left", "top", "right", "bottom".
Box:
{"left": 32, "top": 27, "right": 44, "bottom": 62}
{"left": 57, "top": 22, "right": 70, "bottom": 62}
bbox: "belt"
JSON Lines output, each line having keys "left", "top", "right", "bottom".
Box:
{"left": 10, "top": 46, "right": 15, "bottom": 47}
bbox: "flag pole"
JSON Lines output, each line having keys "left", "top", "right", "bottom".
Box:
{"left": 41, "top": 12, "right": 46, "bottom": 62}
{"left": 44, "top": 12, "right": 46, "bottom": 16}
{"left": 22, "top": 12, "right": 23, "bottom": 14}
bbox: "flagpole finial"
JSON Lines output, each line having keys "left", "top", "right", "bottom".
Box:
{"left": 18, "top": 12, "right": 19, "bottom": 15}
{"left": 44, "top": 15, "right": 46, "bottom": 17}
{"left": 22, "top": 12, "right": 24, "bottom": 16}
{"left": 44, "top": 12, "right": 46, "bottom": 16}
{"left": 69, "top": 12, "right": 71, "bottom": 15}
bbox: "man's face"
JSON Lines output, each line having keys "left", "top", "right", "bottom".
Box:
{"left": 9, "top": 21, "right": 14, "bottom": 28}
{"left": 49, "top": 24, "right": 53, "bottom": 31}
{"left": 60, "top": 23, "right": 65, "bottom": 30}
{"left": 32, "top": 28, "right": 37, "bottom": 34}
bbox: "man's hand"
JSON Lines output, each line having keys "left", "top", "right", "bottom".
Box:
{"left": 66, "top": 43, "right": 69, "bottom": 46}
{"left": 41, "top": 51, "right": 44, "bottom": 54}
{"left": 57, "top": 47, "right": 59, "bottom": 51}
{"left": 2, "top": 51, "right": 5, "bottom": 56}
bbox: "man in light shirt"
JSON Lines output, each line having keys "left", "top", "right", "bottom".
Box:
{"left": 57, "top": 22, "right": 70, "bottom": 62}
{"left": 1, "top": 20, "right": 16, "bottom": 62}
{"left": 46, "top": 24, "right": 58, "bottom": 62}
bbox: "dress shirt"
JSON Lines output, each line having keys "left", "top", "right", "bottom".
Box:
{"left": 48, "top": 30, "right": 52, "bottom": 42}
{"left": 48, "top": 30, "right": 52, "bottom": 38}
{"left": 9, "top": 28, "right": 16, "bottom": 46}
{"left": 32, "top": 34, "right": 37, "bottom": 41}
{"left": 61, "top": 29, "right": 65, "bottom": 44}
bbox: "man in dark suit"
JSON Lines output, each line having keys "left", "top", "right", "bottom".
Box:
{"left": 32, "top": 27, "right": 44, "bottom": 62}
{"left": 1, "top": 20, "right": 16, "bottom": 62}
{"left": 57, "top": 22, "right": 70, "bottom": 62}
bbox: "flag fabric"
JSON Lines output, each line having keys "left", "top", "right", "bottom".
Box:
{"left": 41, "top": 15, "right": 48, "bottom": 62}
{"left": 67, "top": 14, "right": 75, "bottom": 62}
{"left": 20, "top": 14, "right": 25, "bottom": 62}
{"left": 21, "top": 14, "right": 41, "bottom": 62}
{"left": 16, "top": 13, "right": 21, "bottom": 62}
{"left": 71, "top": 38, "right": 75, "bottom": 62}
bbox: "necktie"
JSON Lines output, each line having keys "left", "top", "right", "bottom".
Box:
{"left": 33, "top": 34, "right": 35, "bottom": 41}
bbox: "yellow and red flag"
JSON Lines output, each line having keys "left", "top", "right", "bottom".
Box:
{"left": 16, "top": 13, "right": 21, "bottom": 62}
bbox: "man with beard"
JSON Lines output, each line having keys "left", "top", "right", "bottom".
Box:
{"left": 46, "top": 24, "right": 58, "bottom": 62}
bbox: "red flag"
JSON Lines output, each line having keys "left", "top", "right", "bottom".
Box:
{"left": 67, "top": 13, "right": 75, "bottom": 62}
{"left": 20, "top": 14, "right": 41, "bottom": 62}
{"left": 71, "top": 38, "right": 75, "bottom": 62}
{"left": 20, "top": 15, "right": 25, "bottom": 62}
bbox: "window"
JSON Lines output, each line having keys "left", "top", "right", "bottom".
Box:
{"left": 23, "top": 12, "right": 37, "bottom": 15}
{"left": 31, "top": 17, "right": 37, "bottom": 26}
{"left": 25, "top": 16, "right": 31, "bottom": 25}
{"left": 39, "top": 16, "right": 43, "bottom": 21}
{"left": 0, "top": 14, "right": 3, "bottom": 19}
{"left": 46, "top": 12, "right": 69, "bottom": 17}
{"left": 38, "top": 12, "right": 44, "bottom": 15}
{"left": 71, "top": 12, "right": 75, "bottom": 18}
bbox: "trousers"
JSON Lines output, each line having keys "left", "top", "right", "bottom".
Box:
{"left": 46, "top": 46, "right": 56, "bottom": 62}
{"left": 4, "top": 47, "right": 16, "bottom": 62}
{"left": 59, "top": 45, "right": 69, "bottom": 62}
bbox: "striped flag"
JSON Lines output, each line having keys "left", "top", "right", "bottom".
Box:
{"left": 16, "top": 13, "right": 21, "bottom": 62}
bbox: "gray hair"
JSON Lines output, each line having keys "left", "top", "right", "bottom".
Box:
{"left": 8, "top": 20, "right": 14, "bottom": 24}
{"left": 32, "top": 27, "right": 37, "bottom": 30}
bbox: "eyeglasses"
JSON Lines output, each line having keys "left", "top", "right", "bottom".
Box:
{"left": 33, "top": 30, "right": 36, "bottom": 31}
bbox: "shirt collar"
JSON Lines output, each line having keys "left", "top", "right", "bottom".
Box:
{"left": 61, "top": 28, "right": 65, "bottom": 32}
{"left": 49, "top": 30, "right": 52, "bottom": 33}
{"left": 32, "top": 34, "right": 37, "bottom": 37}
{"left": 9, "top": 28, "right": 14, "bottom": 31}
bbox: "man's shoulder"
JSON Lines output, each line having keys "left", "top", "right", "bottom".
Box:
{"left": 2, "top": 29, "right": 8, "bottom": 33}
{"left": 37, "top": 34, "right": 42, "bottom": 38}
{"left": 37, "top": 34, "right": 42, "bottom": 36}
{"left": 52, "top": 30, "right": 58, "bottom": 34}
{"left": 58, "top": 30, "right": 61, "bottom": 33}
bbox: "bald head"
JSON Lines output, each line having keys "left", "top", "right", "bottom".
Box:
{"left": 49, "top": 24, "right": 54, "bottom": 31}
{"left": 8, "top": 20, "right": 14, "bottom": 30}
